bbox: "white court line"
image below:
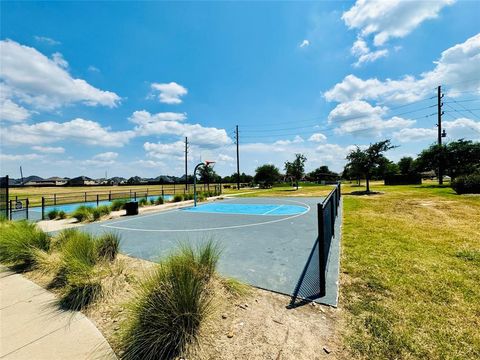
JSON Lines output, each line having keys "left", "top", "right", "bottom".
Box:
{"left": 262, "top": 205, "right": 283, "bottom": 215}
{"left": 100, "top": 199, "right": 311, "bottom": 233}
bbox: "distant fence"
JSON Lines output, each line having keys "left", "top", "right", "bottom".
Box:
{"left": 9, "top": 198, "right": 30, "bottom": 221}
{"left": 39, "top": 184, "right": 222, "bottom": 220}
{"left": 289, "top": 183, "right": 341, "bottom": 306}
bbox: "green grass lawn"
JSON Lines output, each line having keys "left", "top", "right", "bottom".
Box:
{"left": 341, "top": 182, "right": 480, "bottom": 359}
{"left": 237, "top": 181, "right": 479, "bottom": 358}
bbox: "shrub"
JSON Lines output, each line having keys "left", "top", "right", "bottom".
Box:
{"left": 0, "top": 221, "right": 50, "bottom": 265}
{"left": 111, "top": 199, "right": 127, "bottom": 211}
{"left": 98, "top": 205, "right": 111, "bottom": 216}
{"left": 121, "top": 241, "right": 220, "bottom": 360}
{"left": 52, "top": 228, "right": 81, "bottom": 250}
{"left": 451, "top": 173, "right": 480, "bottom": 194}
{"left": 61, "top": 231, "right": 98, "bottom": 273}
{"left": 155, "top": 196, "right": 164, "bottom": 205}
{"left": 139, "top": 198, "right": 148, "bottom": 207}
{"left": 72, "top": 205, "right": 93, "bottom": 222}
{"left": 58, "top": 210, "right": 67, "bottom": 219}
{"left": 59, "top": 280, "right": 102, "bottom": 311}
{"left": 48, "top": 209, "right": 59, "bottom": 220}
{"left": 96, "top": 232, "right": 121, "bottom": 261}
{"left": 184, "top": 193, "right": 194, "bottom": 200}
{"left": 173, "top": 194, "right": 183, "bottom": 202}
{"left": 91, "top": 208, "right": 102, "bottom": 221}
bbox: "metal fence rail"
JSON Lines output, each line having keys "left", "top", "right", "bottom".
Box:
{"left": 39, "top": 184, "right": 222, "bottom": 220}
{"left": 289, "top": 183, "right": 341, "bottom": 306}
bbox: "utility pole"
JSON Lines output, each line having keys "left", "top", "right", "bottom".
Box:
{"left": 235, "top": 125, "right": 240, "bottom": 189}
{"left": 437, "top": 85, "right": 444, "bottom": 185}
{"left": 184, "top": 137, "right": 188, "bottom": 190}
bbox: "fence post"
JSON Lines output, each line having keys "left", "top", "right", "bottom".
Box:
{"left": 318, "top": 203, "right": 326, "bottom": 297}
{"left": 84, "top": 192, "right": 87, "bottom": 203}
{"left": 109, "top": 190, "right": 111, "bottom": 201}
{"left": 41, "top": 197, "right": 45, "bottom": 220}
{"left": 173, "top": 183, "right": 176, "bottom": 194}
{"left": 134, "top": 192, "right": 137, "bottom": 201}
{"left": 26, "top": 198, "right": 29, "bottom": 220}
{"left": 96, "top": 194, "right": 99, "bottom": 206}
{"left": 54, "top": 193, "right": 56, "bottom": 206}
{"left": 9, "top": 200, "right": 12, "bottom": 220}
{"left": 162, "top": 189, "right": 164, "bottom": 197}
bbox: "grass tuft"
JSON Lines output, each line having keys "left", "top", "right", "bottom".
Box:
{"left": 121, "top": 240, "right": 220, "bottom": 360}
{"left": 48, "top": 209, "right": 59, "bottom": 220}
{"left": 155, "top": 196, "right": 164, "bottom": 205}
{"left": 58, "top": 210, "right": 67, "bottom": 219}
{"left": 96, "top": 233, "right": 121, "bottom": 261}
{"left": 173, "top": 194, "right": 183, "bottom": 202}
{"left": 72, "top": 205, "right": 93, "bottom": 222}
{"left": 0, "top": 221, "right": 50, "bottom": 266}
{"left": 110, "top": 199, "right": 127, "bottom": 211}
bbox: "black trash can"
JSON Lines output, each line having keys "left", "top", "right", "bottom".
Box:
{"left": 124, "top": 201, "right": 139, "bottom": 216}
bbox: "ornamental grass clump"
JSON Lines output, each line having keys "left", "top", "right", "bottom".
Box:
{"left": 110, "top": 199, "right": 127, "bottom": 211}
{"left": 0, "top": 221, "right": 50, "bottom": 266}
{"left": 96, "top": 232, "right": 120, "bottom": 262}
{"left": 173, "top": 194, "right": 183, "bottom": 202}
{"left": 48, "top": 209, "right": 59, "bottom": 220}
{"left": 155, "top": 196, "right": 164, "bottom": 205}
{"left": 121, "top": 240, "right": 220, "bottom": 360}
{"left": 72, "top": 205, "right": 93, "bottom": 222}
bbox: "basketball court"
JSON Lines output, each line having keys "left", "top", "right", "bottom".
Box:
{"left": 79, "top": 196, "right": 342, "bottom": 306}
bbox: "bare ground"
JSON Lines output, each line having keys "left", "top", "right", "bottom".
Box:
{"left": 22, "top": 254, "right": 343, "bottom": 359}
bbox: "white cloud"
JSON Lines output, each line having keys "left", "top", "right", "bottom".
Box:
{"left": 150, "top": 82, "right": 187, "bottom": 104}
{"left": 83, "top": 152, "right": 118, "bottom": 167}
{"left": 325, "top": 33, "right": 480, "bottom": 104}
{"left": 32, "top": 145, "right": 65, "bottom": 154}
{"left": 0, "top": 98, "right": 31, "bottom": 122}
{"left": 393, "top": 117, "right": 480, "bottom": 143}
{"left": 1, "top": 118, "right": 135, "bottom": 147}
{"left": 327, "top": 100, "right": 414, "bottom": 136}
{"left": 309, "top": 133, "right": 327, "bottom": 142}
{"left": 131, "top": 110, "right": 231, "bottom": 147}
{"left": 351, "top": 37, "right": 388, "bottom": 67}
{"left": 52, "top": 52, "right": 68, "bottom": 68}
{"left": 315, "top": 143, "right": 359, "bottom": 163}
{"left": 129, "top": 110, "right": 187, "bottom": 124}
{"left": 143, "top": 141, "right": 185, "bottom": 160}
{"left": 342, "top": 0, "right": 454, "bottom": 46}
{"left": 34, "top": 36, "right": 60, "bottom": 46}
{"left": 0, "top": 40, "right": 120, "bottom": 110}
{"left": 299, "top": 39, "right": 310, "bottom": 48}
{"left": 218, "top": 154, "right": 234, "bottom": 162}
{"left": 0, "top": 153, "right": 43, "bottom": 161}
{"left": 88, "top": 66, "right": 100, "bottom": 73}
{"left": 273, "top": 135, "right": 304, "bottom": 146}
{"left": 134, "top": 159, "right": 166, "bottom": 168}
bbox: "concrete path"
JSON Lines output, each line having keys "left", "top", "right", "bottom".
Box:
{"left": 0, "top": 268, "right": 116, "bottom": 360}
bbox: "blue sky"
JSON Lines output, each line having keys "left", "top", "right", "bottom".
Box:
{"left": 1, "top": 1, "right": 479, "bottom": 179}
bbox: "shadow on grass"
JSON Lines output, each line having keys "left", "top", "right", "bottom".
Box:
{"left": 343, "top": 191, "right": 383, "bottom": 196}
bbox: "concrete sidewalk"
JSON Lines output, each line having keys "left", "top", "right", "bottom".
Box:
{"left": 0, "top": 268, "right": 116, "bottom": 360}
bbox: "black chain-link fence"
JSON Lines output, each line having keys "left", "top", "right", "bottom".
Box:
{"left": 289, "top": 183, "right": 341, "bottom": 306}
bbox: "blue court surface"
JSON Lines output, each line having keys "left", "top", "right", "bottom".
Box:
{"left": 182, "top": 203, "right": 308, "bottom": 216}
{"left": 79, "top": 196, "right": 342, "bottom": 306}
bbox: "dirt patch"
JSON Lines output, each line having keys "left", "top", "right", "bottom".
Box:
{"left": 22, "top": 254, "right": 342, "bottom": 359}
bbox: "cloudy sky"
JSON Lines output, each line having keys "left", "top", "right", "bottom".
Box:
{"left": 1, "top": 1, "right": 479, "bottom": 179}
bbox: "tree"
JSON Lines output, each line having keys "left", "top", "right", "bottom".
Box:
{"left": 284, "top": 153, "right": 307, "bottom": 190}
{"left": 398, "top": 156, "right": 415, "bottom": 175}
{"left": 198, "top": 165, "right": 221, "bottom": 190}
{"left": 373, "top": 157, "right": 399, "bottom": 179}
{"left": 416, "top": 140, "right": 480, "bottom": 180}
{"left": 345, "top": 140, "right": 395, "bottom": 193}
{"left": 307, "top": 166, "right": 338, "bottom": 182}
{"left": 254, "top": 164, "right": 280, "bottom": 188}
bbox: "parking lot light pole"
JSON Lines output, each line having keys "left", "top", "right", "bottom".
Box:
{"left": 193, "top": 161, "right": 215, "bottom": 207}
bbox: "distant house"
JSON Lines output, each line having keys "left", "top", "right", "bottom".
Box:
{"left": 24, "top": 177, "right": 68, "bottom": 186}
{"left": 68, "top": 176, "right": 97, "bottom": 186}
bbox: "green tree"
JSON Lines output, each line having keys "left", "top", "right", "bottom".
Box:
{"left": 416, "top": 140, "right": 480, "bottom": 180}
{"left": 345, "top": 140, "right": 395, "bottom": 193}
{"left": 284, "top": 154, "right": 307, "bottom": 190}
{"left": 398, "top": 156, "right": 415, "bottom": 175}
{"left": 307, "top": 166, "right": 338, "bottom": 182}
{"left": 254, "top": 164, "right": 280, "bottom": 188}
{"left": 373, "top": 158, "right": 399, "bottom": 179}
